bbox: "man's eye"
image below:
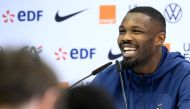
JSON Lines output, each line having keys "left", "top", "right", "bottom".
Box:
{"left": 132, "top": 30, "right": 142, "bottom": 34}
{"left": 119, "top": 29, "right": 126, "bottom": 35}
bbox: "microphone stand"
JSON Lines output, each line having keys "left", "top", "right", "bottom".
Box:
{"left": 116, "top": 60, "right": 127, "bottom": 109}
{"left": 69, "top": 73, "right": 92, "bottom": 89}
{"left": 68, "top": 62, "right": 112, "bottom": 89}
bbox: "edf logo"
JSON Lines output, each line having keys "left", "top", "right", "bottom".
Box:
{"left": 18, "top": 10, "right": 43, "bottom": 21}
{"left": 2, "top": 10, "right": 43, "bottom": 23}
{"left": 55, "top": 48, "right": 96, "bottom": 61}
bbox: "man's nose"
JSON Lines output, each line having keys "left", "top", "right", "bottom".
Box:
{"left": 122, "top": 32, "right": 133, "bottom": 41}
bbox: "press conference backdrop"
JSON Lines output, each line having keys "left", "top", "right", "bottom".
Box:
{"left": 0, "top": 0, "right": 189, "bottom": 86}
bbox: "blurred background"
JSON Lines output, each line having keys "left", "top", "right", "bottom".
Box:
{"left": 0, "top": 0, "right": 188, "bottom": 86}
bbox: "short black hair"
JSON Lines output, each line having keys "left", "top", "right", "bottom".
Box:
{"left": 0, "top": 49, "right": 58, "bottom": 106}
{"left": 128, "top": 6, "right": 166, "bottom": 32}
{"left": 57, "top": 86, "right": 116, "bottom": 109}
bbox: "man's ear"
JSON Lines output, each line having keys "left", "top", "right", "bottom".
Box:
{"left": 39, "top": 87, "right": 60, "bottom": 109}
{"left": 155, "top": 32, "right": 166, "bottom": 46}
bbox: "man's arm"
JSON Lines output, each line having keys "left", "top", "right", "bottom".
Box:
{"left": 178, "top": 74, "right": 190, "bottom": 109}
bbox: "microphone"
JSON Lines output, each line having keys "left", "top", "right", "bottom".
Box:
{"left": 116, "top": 60, "right": 122, "bottom": 72}
{"left": 115, "top": 60, "right": 127, "bottom": 109}
{"left": 69, "top": 62, "right": 112, "bottom": 89}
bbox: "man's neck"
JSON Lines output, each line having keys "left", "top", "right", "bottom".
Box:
{"left": 133, "top": 48, "right": 163, "bottom": 75}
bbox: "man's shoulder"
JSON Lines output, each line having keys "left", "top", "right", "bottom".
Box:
{"left": 167, "top": 52, "right": 190, "bottom": 69}
{"left": 94, "top": 64, "right": 117, "bottom": 79}
{"left": 91, "top": 64, "right": 119, "bottom": 87}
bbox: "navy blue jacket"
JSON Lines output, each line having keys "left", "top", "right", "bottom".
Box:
{"left": 91, "top": 47, "right": 190, "bottom": 109}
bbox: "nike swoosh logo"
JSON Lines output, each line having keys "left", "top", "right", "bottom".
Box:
{"left": 55, "top": 9, "right": 87, "bottom": 22}
{"left": 108, "top": 49, "right": 122, "bottom": 60}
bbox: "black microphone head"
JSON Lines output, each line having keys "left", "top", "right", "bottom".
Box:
{"left": 115, "top": 60, "right": 122, "bottom": 73}
{"left": 91, "top": 62, "right": 112, "bottom": 75}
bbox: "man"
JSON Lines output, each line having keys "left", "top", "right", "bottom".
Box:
{"left": 0, "top": 49, "right": 60, "bottom": 109}
{"left": 91, "top": 6, "right": 190, "bottom": 109}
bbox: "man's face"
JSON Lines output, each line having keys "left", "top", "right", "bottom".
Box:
{"left": 117, "top": 13, "right": 159, "bottom": 68}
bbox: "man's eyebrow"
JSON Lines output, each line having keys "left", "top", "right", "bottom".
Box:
{"left": 129, "top": 26, "right": 147, "bottom": 31}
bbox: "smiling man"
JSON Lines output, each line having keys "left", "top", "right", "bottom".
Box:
{"left": 91, "top": 6, "right": 190, "bottom": 109}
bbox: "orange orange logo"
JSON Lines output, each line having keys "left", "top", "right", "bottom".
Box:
{"left": 99, "top": 5, "right": 116, "bottom": 24}
{"left": 58, "top": 82, "right": 69, "bottom": 89}
{"left": 164, "top": 43, "right": 171, "bottom": 51}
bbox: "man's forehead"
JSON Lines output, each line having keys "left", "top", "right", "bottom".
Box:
{"left": 124, "top": 13, "right": 151, "bottom": 22}
{"left": 120, "top": 13, "right": 151, "bottom": 29}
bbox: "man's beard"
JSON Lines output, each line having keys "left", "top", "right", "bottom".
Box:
{"left": 121, "top": 58, "right": 138, "bottom": 69}
{"left": 121, "top": 54, "right": 150, "bottom": 70}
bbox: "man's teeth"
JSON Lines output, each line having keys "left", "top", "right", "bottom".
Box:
{"left": 123, "top": 47, "right": 136, "bottom": 51}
